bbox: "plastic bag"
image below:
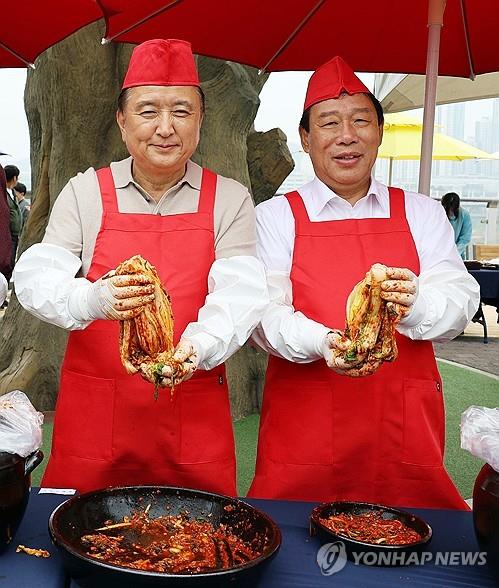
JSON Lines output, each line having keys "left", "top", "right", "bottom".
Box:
{"left": 0, "top": 390, "right": 44, "bottom": 457}
{"left": 461, "top": 405, "right": 499, "bottom": 472}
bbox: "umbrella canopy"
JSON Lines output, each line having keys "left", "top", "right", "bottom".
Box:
{"left": 0, "top": 0, "right": 102, "bottom": 68}
{"left": 375, "top": 72, "right": 499, "bottom": 113}
{"left": 98, "top": 0, "right": 499, "bottom": 77}
{"left": 379, "top": 113, "right": 496, "bottom": 184}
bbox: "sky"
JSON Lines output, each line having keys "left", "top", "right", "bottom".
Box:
{"left": 0, "top": 70, "right": 29, "bottom": 162}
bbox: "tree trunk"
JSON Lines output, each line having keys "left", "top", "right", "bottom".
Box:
{"left": 0, "top": 22, "right": 293, "bottom": 418}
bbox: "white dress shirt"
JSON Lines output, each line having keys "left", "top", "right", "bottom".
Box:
{"left": 252, "top": 176, "right": 480, "bottom": 363}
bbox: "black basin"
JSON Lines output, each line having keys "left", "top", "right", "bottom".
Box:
{"left": 49, "top": 485, "right": 281, "bottom": 587}
{"left": 0, "top": 449, "right": 44, "bottom": 554}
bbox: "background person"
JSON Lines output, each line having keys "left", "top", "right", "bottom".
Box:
{"left": 0, "top": 165, "right": 13, "bottom": 303}
{"left": 4, "top": 164, "right": 23, "bottom": 266}
{"left": 13, "top": 181, "right": 29, "bottom": 227}
{"left": 441, "top": 192, "right": 472, "bottom": 259}
{"left": 249, "top": 56, "right": 479, "bottom": 510}
{"left": 14, "top": 39, "right": 267, "bottom": 494}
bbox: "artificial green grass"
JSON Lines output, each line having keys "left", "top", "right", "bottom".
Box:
{"left": 234, "top": 413, "right": 260, "bottom": 495}
{"left": 32, "top": 361, "right": 498, "bottom": 498}
{"left": 439, "top": 361, "right": 498, "bottom": 499}
{"left": 31, "top": 415, "right": 260, "bottom": 494}
{"left": 32, "top": 421, "right": 53, "bottom": 488}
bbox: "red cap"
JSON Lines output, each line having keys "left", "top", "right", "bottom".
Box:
{"left": 304, "top": 56, "right": 370, "bottom": 111}
{"left": 122, "top": 39, "right": 200, "bottom": 90}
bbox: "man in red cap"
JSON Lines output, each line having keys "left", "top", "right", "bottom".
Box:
{"left": 15, "top": 39, "right": 267, "bottom": 494}
{"left": 248, "top": 56, "right": 479, "bottom": 509}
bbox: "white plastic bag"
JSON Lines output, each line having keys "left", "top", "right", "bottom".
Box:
{"left": 0, "top": 390, "right": 44, "bottom": 457}
{"left": 461, "top": 405, "right": 499, "bottom": 472}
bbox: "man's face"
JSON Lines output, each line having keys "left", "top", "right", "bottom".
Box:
{"left": 116, "top": 85, "right": 202, "bottom": 178}
{"left": 299, "top": 93, "right": 383, "bottom": 201}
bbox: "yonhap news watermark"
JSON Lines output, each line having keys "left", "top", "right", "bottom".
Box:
{"left": 316, "top": 541, "right": 487, "bottom": 576}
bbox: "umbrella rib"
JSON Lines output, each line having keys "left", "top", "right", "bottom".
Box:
{"left": 459, "top": 0, "right": 475, "bottom": 79}
{"left": 260, "top": 0, "right": 326, "bottom": 72}
{"left": 0, "top": 40, "right": 34, "bottom": 68}
{"left": 103, "top": 0, "right": 184, "bottom": 42}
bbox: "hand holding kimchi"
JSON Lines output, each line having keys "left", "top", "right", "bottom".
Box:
{"left": 329, "top": 263, "right": 402, "bottom": 377}
{"left": 115, "top": 255, "right": 186, "bottom": 396}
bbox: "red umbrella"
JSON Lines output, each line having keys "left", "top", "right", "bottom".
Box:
{"left": 98, "top": 0, "right": 497, "bottom": 77}
{"left": 97, "top": 0, "right": 499, "bottom": 195}
{"left": 0, "top": 0, "right": 102, "bottom": 68}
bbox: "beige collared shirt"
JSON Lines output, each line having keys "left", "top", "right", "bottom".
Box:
{"left": 43, "top": 157, "right": 256, "bottom": 276}
{"left": 14, "top": 158, "right": 269, "bottom": 369}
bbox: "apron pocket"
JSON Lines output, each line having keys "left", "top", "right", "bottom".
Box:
{"left": 264, "top": 380, "right": 333, "bottom": 465}
{"left": 402, "top": 378, "right": 444, "bottom": 467}
{"left": 179, "top": 376, "right": 234, "bottom": 464}
{"left": 53, "top": 369, "right": 115, "bottom": 461}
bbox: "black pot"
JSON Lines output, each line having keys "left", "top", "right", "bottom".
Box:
{"left": 49, "top": 485, "right": 281, "bottom": 587}
{"left": 473, "top": 463, "right": 499, "bottom": 578}
{"left": 0, "top": 449, "right": 44, "bottom": 554}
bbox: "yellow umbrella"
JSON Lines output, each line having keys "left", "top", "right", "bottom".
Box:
{"left": 378, "top": 113, "right": 496, "bottom": 185}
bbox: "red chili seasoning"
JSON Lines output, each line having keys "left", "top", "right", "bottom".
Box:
{"left": 319, "top": 511, "right": 422, "bottom": 545}
{"left": 81, "top": 511, "right": 261, "bottom": 573}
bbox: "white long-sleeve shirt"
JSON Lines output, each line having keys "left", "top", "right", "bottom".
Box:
{"left": 14, "top": 159, "right": 269, "bottom": 370}
{"left": 0, "top": 272, "right": 7, "bottom": 305}
{"left": 252, "top": 176, "right": 480, "bottom": 363}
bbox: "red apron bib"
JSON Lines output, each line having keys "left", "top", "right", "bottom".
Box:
{"left": 42, "top": 167, "right": 236, "bottom": 495}
{"left": 249, "top": 188, "right": 467, "bottom": 510}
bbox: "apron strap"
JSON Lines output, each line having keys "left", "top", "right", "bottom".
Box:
{"left": 197, "top": 168, "right": 218, "bottom": 216}
{"left": 285, "top": 190, "right": 310, "bottom": 233}
{"left": 96, "top": 167, "right": 119, "bottom": 213}
{"left": 388, "top": 186, "right": 406, "bottom": 219}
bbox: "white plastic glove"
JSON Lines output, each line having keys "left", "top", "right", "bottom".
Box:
{"left": 380, "top": 267, "right": 419, "bottom": 319}
{"left": 160, "top": 339, "right": 199, "bottom": 387}
{"left": 321, "top": 330, "right": 366, "bottom": 372}
{"left": 86, "top": 272, "right": 155, "bottom": 321}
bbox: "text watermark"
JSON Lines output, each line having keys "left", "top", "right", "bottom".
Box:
{"left": 317, "top": 542, "right": 487, "bottom": 576}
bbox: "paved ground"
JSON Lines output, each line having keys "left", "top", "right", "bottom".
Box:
{"left": 434, "top": 304, "right": 499, "bottom": 377}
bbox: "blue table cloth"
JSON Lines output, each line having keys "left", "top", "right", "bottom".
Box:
{"left": 470, "top": 269, "right": 499, "bottom": 310}
{"left": 0, "top": 489, "right": 497, "bottom": 587}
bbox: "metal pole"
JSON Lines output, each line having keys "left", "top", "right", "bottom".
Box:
{"left": 418, "top": 0, "right": 446, "bottom": 196}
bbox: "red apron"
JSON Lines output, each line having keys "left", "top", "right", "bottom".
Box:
{"left": 42, "top": 167, "right": 236, "bottom": 495}
{"left": 248, "top": 187, "right": 467, "bottom": 510}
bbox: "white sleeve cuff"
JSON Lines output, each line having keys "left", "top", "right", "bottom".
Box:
{"left": 180, "top": 256, "right": 268, "bottom": 369}
{"left": 182, "top": 332, "right": 219, "bottom": 369}
{"left": 14, "top": 243, "right": 91, "bottom": 330}
{"left": 67, "top": 279, "right": 95, "bottom": 325}
{"left": 307, "top": 321, "right": 331, "bottom": 360}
